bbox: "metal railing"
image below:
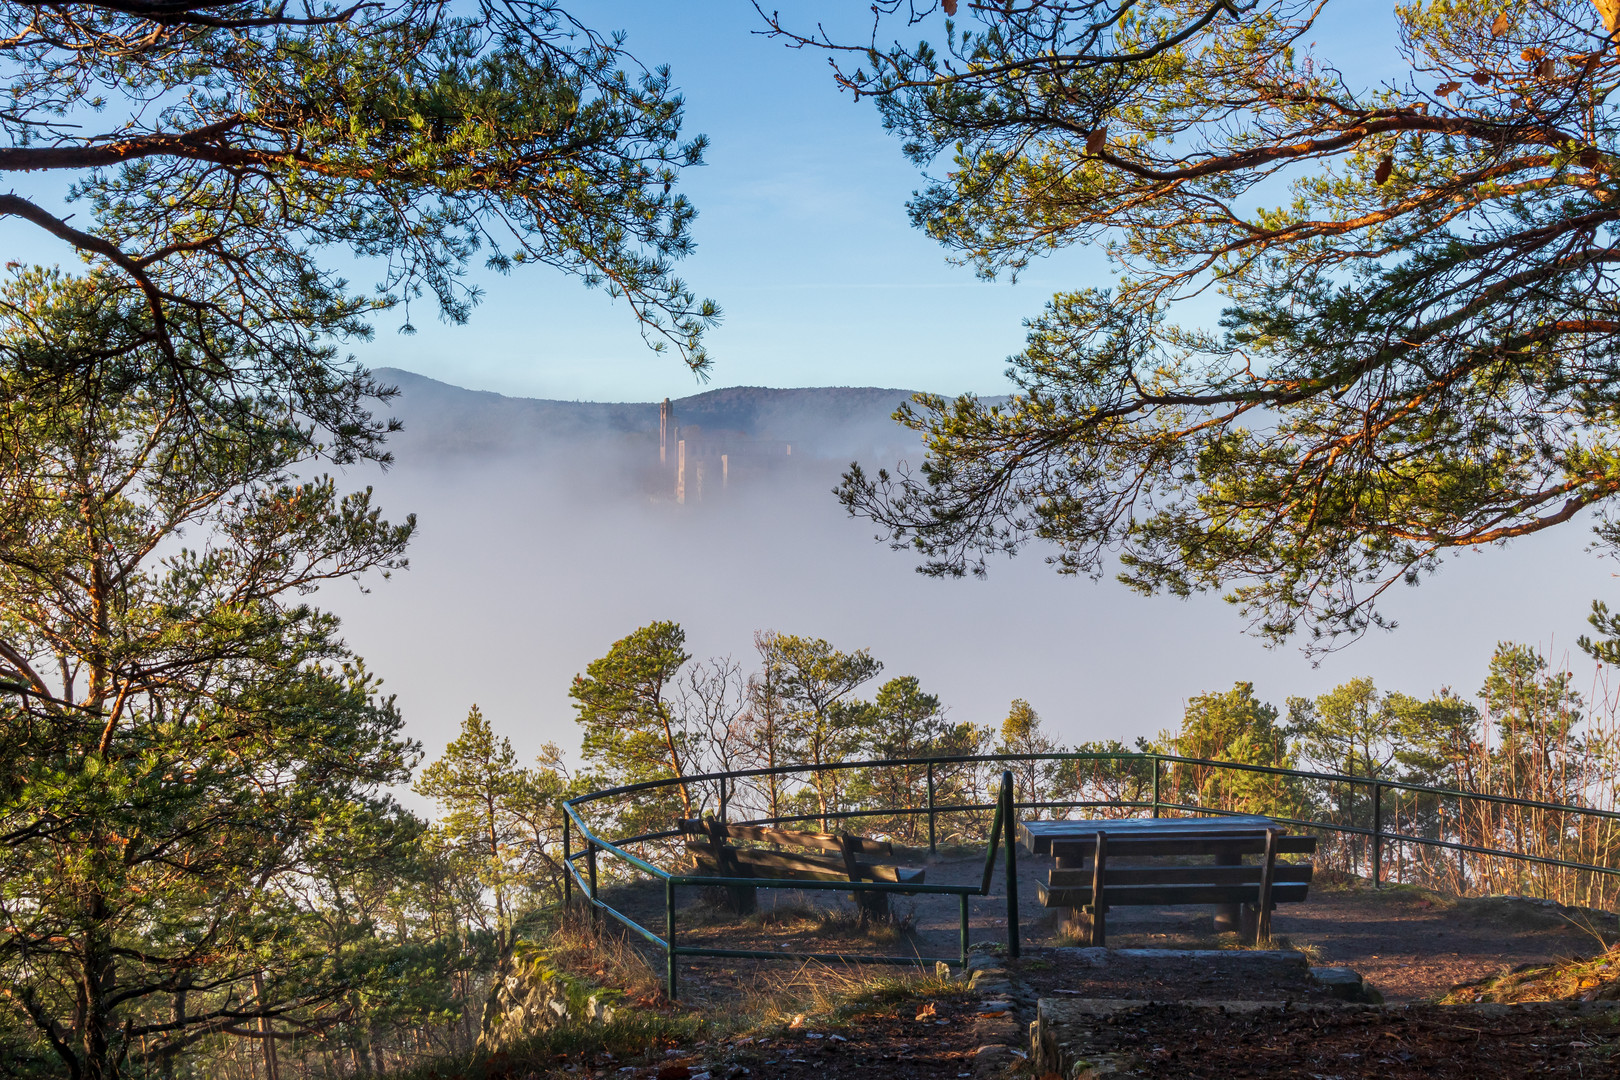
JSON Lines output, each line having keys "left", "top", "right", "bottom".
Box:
{"left": 560, "top": 752, "right": 1620, "bottom": 1000}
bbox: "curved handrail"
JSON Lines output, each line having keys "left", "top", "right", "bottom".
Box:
{"left": 559, "top": 752, "right": 1620, "bottom": 1002}
{"left": 566, "top": 751, "right": 1620, "bottom": 824}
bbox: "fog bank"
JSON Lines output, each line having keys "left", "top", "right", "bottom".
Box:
{"left": 317, "top": 370, "right": 1620, "bottom": 776}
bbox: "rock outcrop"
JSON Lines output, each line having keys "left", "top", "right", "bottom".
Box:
{"left": 477, "top": 942, "right": 621, "bottom": 1052}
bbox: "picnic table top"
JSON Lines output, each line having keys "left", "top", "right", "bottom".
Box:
{"left": 1018, "top": 814, "right": 1283, "bottom": 855}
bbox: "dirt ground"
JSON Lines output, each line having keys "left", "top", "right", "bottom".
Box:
{"left": 594, "top": 848, "right": 1616, "bottom": 1004}
{"left": 1063, "top": 1001, "right": 1620, "bottom": 1079}
{"left": 668, "top": 991, "right": 1010, "bottom": 1080}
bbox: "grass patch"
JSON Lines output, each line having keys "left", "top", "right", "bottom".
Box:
{"left": 826, "top": 972, "right": 970, "bottom": 1021}
{"left": 542, "top": 911, "right": 666, "bottom": 1002}
{"left": 1054, "top": 921, "right": 1091, "bottom": 948}
{"left": 379, "top": 1012, "right": 708, "bottom": 1080}
{"left": 1442, "top": 945, "right": 1620, "bottom": 1003}
{"left": 1451, "top": 894, "right": 1579, "bottom": 931}
{"left": 1252, "top": 935, "right": 1325, "bottom": 963}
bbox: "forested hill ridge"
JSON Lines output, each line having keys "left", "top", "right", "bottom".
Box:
{"left": 373, "top": 367, "right": 927, "bottom": 459}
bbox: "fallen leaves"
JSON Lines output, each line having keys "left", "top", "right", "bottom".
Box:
{"left": 915, "top": 1001, "right": 938, "bottom": 1020}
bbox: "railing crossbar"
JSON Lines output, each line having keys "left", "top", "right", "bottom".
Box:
{"left": 559, "top": 752, "right": 1620, "bottom": 1002}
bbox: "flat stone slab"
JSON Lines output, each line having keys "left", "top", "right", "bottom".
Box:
{"left": 1052, "top": 947, "right": 1308, "bottom": 968}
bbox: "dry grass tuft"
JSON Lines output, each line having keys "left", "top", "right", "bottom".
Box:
{"left": 1442, "top": 945, "right": 1620, "bottom": 1003}
{"left": 544, "top": 908, "right": 666, "bottom": 1002}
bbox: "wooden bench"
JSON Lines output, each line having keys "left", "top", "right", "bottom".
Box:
{"left": 678, "top": 818, "right": 926, "bottom": 918}
{"left": 1029, "top": 825, "right": 1317, "bottom": 946}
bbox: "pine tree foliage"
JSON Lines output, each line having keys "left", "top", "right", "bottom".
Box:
{"left": 415, "top": 706, "right": 574, "bottom": 958}
{"left": 0, "top": 0, "right": 718, "bottom": 459}
{"left": 569, "top": 620, "right": 695, "bottom": 829}
{"left": 818, "top": 0, "right": 1620, "bottom": 650}
{"left": 770, "top": 634, "right": 884, "bottom": 827}
{"left": 0, "top": 273, "right": 419, "bottom": 1079}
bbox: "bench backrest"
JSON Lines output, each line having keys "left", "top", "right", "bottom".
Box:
{"left": 677, "top": 818, "right": 924, "bottom": 885}
{"left": 675, "top": 818, "right": 894, "bottom": 857}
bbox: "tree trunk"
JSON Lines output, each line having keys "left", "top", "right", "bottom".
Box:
{"left": 1598, "top": 0, "right": 1620, "bottom": 36}
{"left": 79, "top": 911, "right": 115, "bottom": 1080}
{"left": 657, "top": 708, "right": 693, "bottom": 818}
{"left": 253, "top": 972, "right": 280, "bottom": 1080}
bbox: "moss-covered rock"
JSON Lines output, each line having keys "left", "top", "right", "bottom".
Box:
{"left": 477, "top": 940, "right": 623, "bottom": 1052}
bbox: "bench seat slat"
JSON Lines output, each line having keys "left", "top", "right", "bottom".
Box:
{"left": 1047, "top": 835, "right": 1317, "bottom": 859}
{"left": 688, "top": 842, "right": 924, "bottom": 884}
{"left": 1037, "top": 880, "right": 1312, "bottom": 908}
{"left": 1047, "top": 864, "right": 1313, "bottom": 888}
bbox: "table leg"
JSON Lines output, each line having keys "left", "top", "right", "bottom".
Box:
{"left": 1057, "top": 855, "right": 1092, "bottom": 942}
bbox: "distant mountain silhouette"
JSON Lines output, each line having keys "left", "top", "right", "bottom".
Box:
{"left": 372, "top": 368, "right": 926, "bottom": 460}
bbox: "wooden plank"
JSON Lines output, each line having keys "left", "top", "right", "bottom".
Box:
{"left": 1046, "top": 834, "right": 1316, "bottom": 859}
{"left": 705, "top": 817, "right": 757, "bottom": 915}
{"left": 687, "top": 842, "right": 924, "bottom": 884}
{"left": 1039, "top": 827, "right": 1314, "bottom": 847}
{"left": 1257, "top": 828, "right": 1278, "bottom": 944}
{"left": 838, "top": 835, "right": 861, "bottom": 882}
{"left": 1037, "top": 881, "right": 1311, "bottom": 908}
{"left": 841, "top": 835, "right": 889, "bottom": 918}
{"left": 1089, "top": 830, "right": 1107, "bottom": 947}
{"left": 1040, "top": 831, "right": 1296, "bottom": 849}
{"left": 1047, "top": 864, "right": 1313, "bottom": 888}
{"left": 1020, "top": 815, "right": 1279, "bottom": 854}
{"left": 677, "top": 819, "right": 893, "bottom": 856}
{"left": 691, "top": 849, "right": 843, "bottom": 883}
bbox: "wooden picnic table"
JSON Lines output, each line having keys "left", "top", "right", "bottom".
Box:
{"left": 1019, "top": 814, "right": 1287, "bottom": 856}
{"left": 1019, "top": 815, "right": 1317, "bottom": 942}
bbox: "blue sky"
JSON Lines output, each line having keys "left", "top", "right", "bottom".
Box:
{"left": 374, "top": 1, "right": 1069, "bottom": 401}
{"left": 354, "top": 0, "right": 1409, "bottom": 404}
{"left": 373, "top": 1, "right": 1413, "bottom": 403}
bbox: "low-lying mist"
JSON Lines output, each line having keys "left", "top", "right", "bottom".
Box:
{"left": 317, "top": 369, "right": 1620, "bottom": 794}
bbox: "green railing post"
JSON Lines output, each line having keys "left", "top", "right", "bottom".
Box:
{"left": 563, "top": 811, "right": 572, "bottom": 905}
{"left": 1152, "top": 756, "right": 1161, "bottom": 818}
{"left": 665, "top": 878, "right": 678, "bottom": 1001}
{"left": 959, "top": 892, "right": 969, "bottom": 969}
{"left": 586, "top": 839, "right": 599, "bottom": 931}
{"left": 1372, "top": 781, "right": 1383, "bottom": 889}
{"left": 927, "top": 762, "right": 938, "bottom": 855}
{"left": 1002, "top": 770, "right": 1020, "bottom": 959}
